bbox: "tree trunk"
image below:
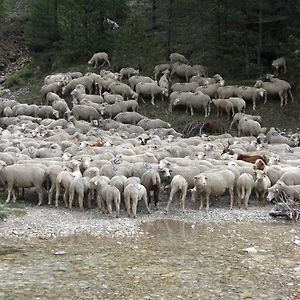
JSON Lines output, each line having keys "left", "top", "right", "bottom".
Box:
{"left": 151, "top": 0, "right": 157, "bottom": 30}
{"left": 257, "top": 3, "right": 262, "bottom": 69}
{"left": 166, "top": 0, "right": 174, "bottom": 59}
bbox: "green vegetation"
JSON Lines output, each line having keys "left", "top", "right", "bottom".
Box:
{"left": 0, "top": 193, "right": 27, "bottom": 220}
{"left": 5, "top": 64, "right": 34, "bottom": 88}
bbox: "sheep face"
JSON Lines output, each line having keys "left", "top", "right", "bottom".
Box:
{"left": 194, "top": 175, "right": 207, "bottom": 186}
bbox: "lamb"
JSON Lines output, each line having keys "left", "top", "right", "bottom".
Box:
{"left": 68, "top": 177, "right": 91, "bottom": 211}
{"left": 227, "top": 97, "right": 246, "bottom": 113}
{"left": 119, "top": 67, "right": 139, "bottom": 80}
{"left": 108, "top": 82, "right": 138, "bottom": 100}
{"left": 190, "top": 74, "right": 223, "bottom": 85}
{"left": 135, "top": 82, "right": 168, "bottom": 105}
{"left": 237, "top": 117, "right": 266, "bottom": 137}
{"left": 236, "top": 173, "right": 254, "bottom": 208}
{"left": 99, "top": 102, "right": 125, "bottom": 119}
{"left": 89, "top": 175, "right": 110, "bottom": 210}
{"left": 124, "top": 183, "right": 151, "bottom": 218}
{"left": 71, "top": 105, "right": 102, "bottom": 123}
{"left": 170, "top": 63, "right": 193, "bottom": 82}
{"left": 171, "top": 82, "right": 199, "bottom": 93}
{"left": 217, "top": 85, "right": 238, "bottom": 98}
{"left": 158, "top": 71, "right": 169, "bottom": 92}
{"left": 253, "top": 169, "right": 271, "bottom": 202}
{"left": 62, "top": 76, "right": 94, "bottom": 95}
{"left": 45, "top": 92, "right": 63, "bottom": 105}
{"left": 52, "top": 99, "right": 71, "bottom": 119}
{"left": 128, "top": 75, "right": 155, "bottom": 90}
{"left": 173, "top": 91, "right": 211, "bottom": 117}
{"left": 114, "top": 112, "right": 145, "bottom": 125}
{"left": 36, "top": 105, "right": 59, "bottom": 119}
{"left": 195, "top": 81, "right": 225, "bottom": 99}
{"left": 71, "top": 88, "right": 104, "bottom": 104}
{"left": 88, "top": 52, "right": 110, "bottom": 68}
{"left": 141, "top": 169, "right": 161, "bottom": 209}
{"left": 40, "top": 82, "right": 63, "bottom": 104}
{"left": 137, "top": 118, "right": 171, "bottom": 130}
{"left": 101, "top": 185, "right": 121, "bottom": 217}
{"left": 229, "top": 112, "right": 262, "bottom": 131}
{"left": 0, "top": 161, "right": 47, "bottom": 206}
{"left": 153, "top": 63, "right": 171, "bottom": 81}
{"left": 117, "top": 152, "right": 158, "bottom": 164}
{"left": 211, "top": 99, "right": 234, "bottom": 120}
{"left": 170, "top": 52, "right": 188, "bottom": 64}
{"left": 267, "top": 181, "right": 300, "bottom": 202}
{"left": 271, "top": 57, "right": 286, "bottom": 76}
{"left": 44, "top": 72, "right": 72, "bottom": 85}
{"left": 192, "top": 169, "right": 235, "bottom": 210}
{"left": 164, "top": 175, "right": 188, "bottom": 214}
{"left": 102, "top": 92, "right": 124, "bottom": 104}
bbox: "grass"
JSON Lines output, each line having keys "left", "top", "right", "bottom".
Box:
{"left": 0, "top": 193, "right": 27, "bottom": 220}
{"left": 5, "top": 64, "right": 34, "bottom": 88}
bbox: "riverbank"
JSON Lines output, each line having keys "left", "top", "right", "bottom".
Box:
{"left": 0, "top": 202, "right": 277, "bottom": 240}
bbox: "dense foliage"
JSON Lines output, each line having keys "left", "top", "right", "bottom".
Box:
{"left": 23, "top": 0, "right": 300, "bottom": 79}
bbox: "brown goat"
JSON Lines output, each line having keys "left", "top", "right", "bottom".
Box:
{"left": 237, "top": 154, "right": 267, "bottom": 165}
{"left": 141, "top": 169, "right": 161, "bottom": 209}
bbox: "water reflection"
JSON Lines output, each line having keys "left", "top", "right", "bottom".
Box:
{"left": 0, "top": 220, "right": 299, "bottom": 299}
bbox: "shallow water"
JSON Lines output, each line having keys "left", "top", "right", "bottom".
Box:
{"left": 0, "top": 219, "right": 299, "bottom": 299}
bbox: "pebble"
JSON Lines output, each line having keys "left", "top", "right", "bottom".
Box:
{"left": 242, "top": 247, "right": 258, "bottom": 254}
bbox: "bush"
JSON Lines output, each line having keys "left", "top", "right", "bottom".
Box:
{"left": 5, "top": 65, "right": 34, "bottom": 88}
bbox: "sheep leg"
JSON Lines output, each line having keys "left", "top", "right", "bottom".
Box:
{"left": 229, "top": 188, "right": 234, "bottom": 209}
{"left": 36, "top": 186, "right": 45, "bottom": 206}
{"left": 151, "top": 95, "right": 155, "bottom": 106}
{"left": 205, "top": 194, "right": 210, "bottom": 211}
{"left": 55, "top": 183, "right": 60, "bottom": 208}
{"left": 69, "top": 190, "right": 74, "bottom": 210}
{"left": 6, "top": 184, "right": 13, "bottom": 203}
{"left": 125, "top": 196, "right": 131, "bottom": 217}
{"left": 165, "top": 188, "right": 176, "bottom": 214}
{"left": 63, "top": 189, "right": 69, "bottom": 208}
{"left": 106, "top": 200, "right": 113, "bottom": 217}
{"left": 181, "top": 190, "right": 187, "bottom": 214}
{"left": 244, "top": 189, "right": 251, "bottom": 209}
{"left": 288, "top": 90, "right": 294, "bottom": 103}
{"left": 143, "top": 194, "right": 151, "bottom": 215}
{"left": 190, "top": 106, "right": 194, "bottom": 116}
{"left": 154, "top": 186, "right": 159, "bottom": 209}
{"left": 12, "top": 189, "right": 17, "bottom": 203}
{"left": 279, "top": 93, "right": 284, "bottom": 107}
{"left": 114, "top": 196, "right": 120, "bottom": 218}
{"left": 96, "top": 195, "right": 102, "bottom": 211}
{"left": 132, "top": 199, "right": 138, "bottom": 219}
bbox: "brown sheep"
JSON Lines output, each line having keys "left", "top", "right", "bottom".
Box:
{"left": 141, "top": 169, "right": 161, "bottom": 209}
{"left": 212, "top": 98, "right": 234, "bottom": 120}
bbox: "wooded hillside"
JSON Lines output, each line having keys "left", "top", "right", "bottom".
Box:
{"left": 1, "top": 0, "right": 300, "bottom": 81}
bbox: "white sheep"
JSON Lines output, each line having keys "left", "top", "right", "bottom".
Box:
{"left": 108, "top": 82, "right": 138, "bottom": 100}
{"left": 71, "top": 88, "right": 104, "bottom": 104}
{"left": 236, "top": 173, "right": 254, "bottom": 209}
{"left": 0, "top": 161, "right": 47, "bottom": 206}
{"left": 173, "top": 91, "right": 211, "bottom": 117}
{"left": 253, "top": 169, "right": 271, "bottom": 202}
{"left": 230, "top": 112, "right": 262, "bottom": 131}
{"left": 227, "top": 97, "right": 246, "bottom": 113}
{"left": 137, "top": 118, "right": 171, "bottom": 130}
{"left": 153, "top": 64, "right": 171, "bottom": 81}
{"left": 102, "top": 92, "right": 124, "bottom": 104}
{"left": 119, "top": 67, "right": 139, "bottom": 81}
{"left": 171, "top": 82, "right": 199, "bottom": 93}
{"left": 238, "top": 117, "right": 266, "bottom": 137}
{"left": 128, "top": 75, "right": 155, "bottom": 90}
{"left": 170, "top": 52, "right": 188, "bottom": 64}
{"left": 267, "top": 181, "right": 300, "bottom": 202}
{"left": 68, "top": 177, "right": 91, "bottom": 211}
{"left": 193, "top": 169, "right": 235, "bottom": 210}
{"left": 124, "top": 183, "right": 151, "bottom": 218}
{"left": 135, "top": 82, "right": 168, "bottom": 105}
{"left": 271, "top": 57, "right": 286, "bottom": 76}
{"left": 164, "top": 175, "right": 188, "bottom": 214}
{"left": 158, "top": 71, "right": 169, "bottom": 92}
{"left": 88, "top": 52, "right": 110, "bottom": 68}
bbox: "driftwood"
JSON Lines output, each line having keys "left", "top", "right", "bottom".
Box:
{"left": 182, "top": 119, "right": 224, "bottom": 138}
{"left": 269, "top": 191, "right": 300, "bottom": 221}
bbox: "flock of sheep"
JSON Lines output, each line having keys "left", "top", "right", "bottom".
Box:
{"left": 0, "top": 50, "right": 298, "bottom": 218}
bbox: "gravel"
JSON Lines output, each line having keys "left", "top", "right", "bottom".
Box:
{"left": 0, "top": 204, "right": 275, "bottom": 240}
